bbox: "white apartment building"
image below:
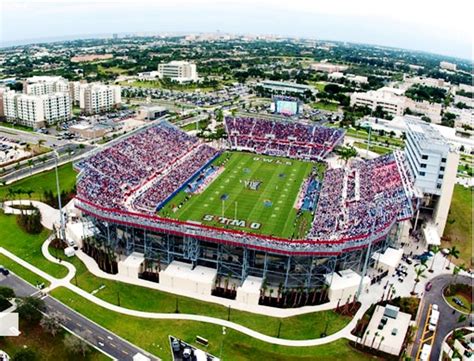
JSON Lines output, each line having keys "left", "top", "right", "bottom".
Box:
{"left": 311, "top": 62, "right": 349, "bottom": 73}
{"left": 404, "top": 98, "right": 442, "bottom": 123}
{"left": 403, "top": 75, "right": 451, "bottom": 90}
{"left": 404, "top": 116, "right": 459, "bottom": 236}
{"left": 439, "top": 61, "right": 457, "bottom": 71}
{"left": 157, "top": 61, "right": 198, "bottom": 83}
{"left": 79, "top": 83, "right": 121, "bottom": 115}
{"left": 350, "top": 87, "right": 405, "bottom": 116}
{"left": 3, "top": 90, "right": 71, "bottom": 128}
{"left": 23, "top": 76, "right": 69, "bottom": 96}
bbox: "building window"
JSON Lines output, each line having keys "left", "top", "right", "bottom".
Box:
{"left": 441, "top": 157, "right": 447, "bottom": 162}
{"left": 440, "top": 166, "right": 445, "bottom": 171}
{"left": 421, "top": 155, "right": 429, "bottom": 160}
{"left": 419, "top": 171, "right": 426, "bottom": 176}
{"left": 437, "top": 184, "right": 442, "bottom": 189}
{"left": 421, "top": 163, "right": 427, "bottom": 168}
{"left": 438, "top": 174, "right": 444, "bottom": 179}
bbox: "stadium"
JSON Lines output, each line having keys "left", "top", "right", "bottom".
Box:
{"left": 74, "top": 116, "right": 418, "bottom": 307}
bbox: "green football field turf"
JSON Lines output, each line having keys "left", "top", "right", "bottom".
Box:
{"left": 158, "top": 151, "right": 325, "bottom": 238}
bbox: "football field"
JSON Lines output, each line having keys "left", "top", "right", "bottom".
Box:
{"left": 158, "top": 151, "right": 324, "bottom": 238}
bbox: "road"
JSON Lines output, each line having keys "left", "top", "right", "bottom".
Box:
{"left": 411, "top": 274, "right": 472, "bottom": 360}
{"left": 0, "top": 273, "right": 160, "bottom": 361}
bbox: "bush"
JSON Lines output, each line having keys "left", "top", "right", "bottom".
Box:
{"left": 12, "top": 349, "right": 38, "bottom": 361}
{"left": 16, "top": 208, "right": 43, "bottom": 234}
{"left": 0, "top": 286, "right": 15, "bottom": 299}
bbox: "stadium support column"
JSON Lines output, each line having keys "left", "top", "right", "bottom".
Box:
{"left": 241, "top": 247, "right": 249, "bottom": 282}
{"left": 356, "top": 202, "right": 381, "bottom": 301}
{"left": 284, "top": 257, "right": 291, "bottom": 289}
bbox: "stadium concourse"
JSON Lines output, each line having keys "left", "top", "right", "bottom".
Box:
{"left": 73, "top": 117, "right": 418, "bottom": 307}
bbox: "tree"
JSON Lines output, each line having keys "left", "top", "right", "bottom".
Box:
{"left": 411, "top": 265, "right": 426, "bottom": 295}
{"left": 12, "top": 349, "right": 38, "bottom": 361}
{"left": 40, "top": 312, "right": 64, "bottom": 336}
{"left": 428, "top": 246, "right": 440, "bottom": 272}
{"left": 335, "top": 145, "right": 358, "bottom": 164}
{"left": 63, "top": 332, "right": 91, "bottom": 357}
{"left": 446, "top": 246, "right": 460, "bottom": 269}
{"left": 16, "top": 296, "right": 46, "bottom": 324}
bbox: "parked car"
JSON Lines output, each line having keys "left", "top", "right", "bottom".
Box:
{"left": 425, "top": 282, "right": 433, "bottom": 291}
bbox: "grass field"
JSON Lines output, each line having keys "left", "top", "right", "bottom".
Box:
{"left": 0, "top": 212, "right": 67, "bottom": 278}
{"left": 442, "top": 185, "right": 473, "bottom": 267}
{"left": 53, "top": 249, "right": 350, "bottom": 340}
{"left": 310, "top": 101, "right": 339, "bottom": 111}
{"left": 159, "top": 152, "right": 323, "bottom": 238}
{"left": 0, "top": 319, "right": 109, "bottom": 361}
{"left": 51, "top": 287, "right": 375, "bottom": 361}
{"left": 0, "top": 162, "right": 77, "bottom": 201}
{"left": 353, "top": 141, "right": 392, "bottom": 155}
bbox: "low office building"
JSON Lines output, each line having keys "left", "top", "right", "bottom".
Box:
{"left": 3, "top": 90, "right": 71, "bottom": 128}
{"left": 69, "top": 123, "right": 111, "bottom": 139}
{"left": 363, "top": 305, "right": 411, "bottom": 356}
{"left": 440, "top": 61, "right": 457, "bottom": 71}
{"left": 157, "top": 61, "right": 198, "bottom": 83}
{"left": 23, "top": 76, "right": 69, "bottom": 96}
{"left": 311, "top": 62, "right": 349, "bottom": 73}
{"left": 350, "top": 87, "right": 405, "bottom": 116}
{"left": 78, "top": 83, "right": 121, "bottom": 115}
{"left": 259, "top": 80, "right": 316, "bottom": 95}
{"left": 137, "top": 105, "right": 167, "bottom": 120}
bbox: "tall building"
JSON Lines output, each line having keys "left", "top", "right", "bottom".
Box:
{"left": 157, "top": 61, "right": 198, "bottom": 83}
{"left": 79, "top": 83, "right": 121, "bottom": 115}
{"left": 23, "top": 76, "right": 69, "bottom": 96}
{"left": 3, "top": 90, "right": 71, "bottom": 128}
{"left": 404, "top": 116, "right": 459, "bottom": 237}
{"left": 311, "top": 62, "right": 349, "bottom": 73}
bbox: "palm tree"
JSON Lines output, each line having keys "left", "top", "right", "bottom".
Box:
{"left": 446, "top": 246, "right": 460, "bottom": 269}
{"left": 371, "top": 331, "right": 379, "bottom": 348}
{"left": 428, "top": 246, "right": 440, "bottom": 272}
{"left": 378, "top": 336, "right": 385, "bottom": 350}
{"left": 411, "top": 265, "right": 427, "bottom": 295}
{"left": 335, "top": 146, "right": 358, "bottom": 165}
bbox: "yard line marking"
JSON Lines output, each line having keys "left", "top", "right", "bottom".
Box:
{"left": 110, "top": 343, "right": 117, "bottom": 348}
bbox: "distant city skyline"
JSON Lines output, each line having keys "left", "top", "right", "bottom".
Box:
{"left": 1, "top": 0, "right": 473, "bottom": 60}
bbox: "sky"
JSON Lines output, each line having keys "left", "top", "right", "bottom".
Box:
{"left": 1, "top": 0, "right": 473, "bottom": 59}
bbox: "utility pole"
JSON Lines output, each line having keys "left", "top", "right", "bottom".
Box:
{"left": 356, "top": 201, "right": 380, "bottom": 301}
{"left": 54, "top": 151, "right": 66, "bottom": 241}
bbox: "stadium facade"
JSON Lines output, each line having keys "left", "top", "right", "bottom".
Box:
{"left": 74, "top": 117, "right": 418, "bottom": 303}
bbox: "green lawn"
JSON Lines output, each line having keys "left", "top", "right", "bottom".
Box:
{"left": 0, "top": 254, "right": 50, "bottom": 288}
{"left": 0, "top": 162, "right": 77, "bottom": 201}
{"left": 445, "top": 293, "right": 473, "bottom": 314}
{"left": 0, "top": 319, "right": 109, "bottom": 361}
{"left": 310, "top": 101, "right": 339, "bottom": 111}
{"left": 57, "top": 250, "right": 350, "bottom": 340}
{"left": 0, "top": 212, "right": 67, "bottom": 279}
{"left": 353, "top": 142, "right": 392, "bottom": 155}
{"left": 159, "top": 152, "right": 323, "bottom": 238}
{"left": 442, "top": 185, "right": 473, "bottom": 267}
{"left": 51, "top": 287, "right": 375, "bottom": 361}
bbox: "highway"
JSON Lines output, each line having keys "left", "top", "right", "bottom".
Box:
{"left": 0, "top": 273, "right": 160, "bottom": 361}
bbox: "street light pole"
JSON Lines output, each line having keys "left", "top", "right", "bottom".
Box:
{"left": 356, "top": 202, "right": 380, "bottom": 301}
{"left": 54, "top": 151, "right": 66, "bottom": 241}
{"left": 219, "top": 326, "right": 226, "bottom": 360}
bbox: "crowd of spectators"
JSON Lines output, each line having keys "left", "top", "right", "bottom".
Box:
{"left": 309, "top": 153, "right": 413, "bottom": 241}
{"left": 225, "top": 117, "right": 344, "bottom": 160}
{"left": 133, "top": 144, "right": 219, "bottom": 213}
{"left": 77, "top": 122, "right": 218, "bottom": 211}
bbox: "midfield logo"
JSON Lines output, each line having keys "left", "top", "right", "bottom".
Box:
{"left": 202, "top": 214, "right": 261, "bottom": 230}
